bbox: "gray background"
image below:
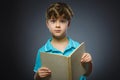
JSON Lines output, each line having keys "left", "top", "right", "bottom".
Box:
{"left": 1, "top": 0, "right": 120, "bottom": 80}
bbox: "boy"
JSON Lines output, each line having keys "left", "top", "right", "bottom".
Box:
{"left": 34, "top": 2, "right": 92, "bottom": 80}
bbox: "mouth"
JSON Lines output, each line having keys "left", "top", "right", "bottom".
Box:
{"left": 54, "top": 30, "right": 61, "bottom": 33}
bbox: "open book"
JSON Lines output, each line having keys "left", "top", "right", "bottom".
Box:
{"left": 40, "top": 42, "right": 86, "bottom": 80}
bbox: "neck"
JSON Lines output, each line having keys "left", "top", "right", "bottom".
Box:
{"left": 52, "top": 36, "right": 68, "bottom": 43}
{"left": 51, "top": 36, "right": 69, "bottom": 52}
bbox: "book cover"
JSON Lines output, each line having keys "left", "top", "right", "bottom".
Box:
{"left": 40, "top": 42, "right": 86, "bottom": 80}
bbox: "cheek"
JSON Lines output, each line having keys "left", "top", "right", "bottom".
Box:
{"left": 62, "top": 26, "right": 68, "bottom": 31}
{"left": 47, "top": 26, "right": 55, "bottom": 33}
{"left": 47, "top": 24, "right": 53, "bottom": 30}
{"left": 47, "top": 25, "right": 52, "bottom": 32}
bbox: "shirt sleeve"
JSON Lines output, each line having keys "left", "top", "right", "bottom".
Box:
{"left": 33, "top": 49, "right": 42, "bottom": 72}
{"left": 80, "top": 75, "right": 86, "bottom": 80}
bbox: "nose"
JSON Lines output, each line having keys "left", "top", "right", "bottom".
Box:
{"left": 56, "top": 21, "right": 60, "bottom": 28}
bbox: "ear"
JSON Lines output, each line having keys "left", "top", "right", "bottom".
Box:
{"left": 46, "top": 20, "right": 49, "bottom": 28}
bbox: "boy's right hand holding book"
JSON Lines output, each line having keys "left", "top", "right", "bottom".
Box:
{"left": 37, "top": 67, "right": 51, "bottom": 78}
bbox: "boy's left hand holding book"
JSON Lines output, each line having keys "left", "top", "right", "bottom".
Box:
{"left": 81, "top": 53, "right": 92, "bottom": 63}
{"left": 81, "top": 53, "right": 92, "bottom": 76}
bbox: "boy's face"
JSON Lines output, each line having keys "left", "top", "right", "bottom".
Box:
{"left": 46, "top": 16, "right": 70, "bottom": 39}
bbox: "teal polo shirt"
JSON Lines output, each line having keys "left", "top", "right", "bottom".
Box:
{"left": 34, "top": 37, "right": 86, "bottom": 80}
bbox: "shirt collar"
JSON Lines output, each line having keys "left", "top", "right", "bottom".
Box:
{"left": 44, "top": 37, "right": 77, "bottom": 52}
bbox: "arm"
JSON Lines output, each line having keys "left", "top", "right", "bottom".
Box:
{"left": 83, "top": 61, "right": 92, "bottom": 77}
{"left": 34, "top": 67, "right": 51, "bottom": 80}
{"left": 81, "top": 53, "right": 93, "bottom": 77}
{"left": 34, "top": 72, "right": 41, "bottom": 80}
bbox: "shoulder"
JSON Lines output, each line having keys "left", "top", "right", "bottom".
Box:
{"left": 68, "top": 37, "right": 80, "bottom": 48}
{"left": 37, "top": 44, "right": 46, "bottom": 53}
{"left": 37, "top": 38, "right": 51, "bottom": 52}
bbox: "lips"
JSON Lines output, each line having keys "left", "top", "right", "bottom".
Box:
{"left": 54, "top": 30, "right": 61, "bottom": 33}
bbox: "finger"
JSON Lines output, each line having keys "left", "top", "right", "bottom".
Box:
{"left": 81, "top": 57, "right": 86, "bottom": 62}
{"left": 40, "top": 67, "right": 49, "bottom": 70}
{"left": 86, "top": 57, "right": 92, "bottom": 62}
{"left": 40, "top": 73, "right": 48, "bottom": 78}
{"left": 86, "top": 54, "right": 92, "bottom": 61}
{"left": 38, "top": 70, "right": 48, "bottom": 73}
{"left": 81, "top": 55, "right": 89, "bottom": 62}
{"left": 39, "top": 67, "right": 51, "bottom": 72}
{"left": 42, "top": 67, "right": 51, "bottom": 72}
{"left": 81, "top": 53, "right": 88, "bottom": 62}
{"left": 84, "top": 53, "right": 91, "bottom": 59}
{"left": 81, "top": 53, "right": 87, "bottom": 59}
{"left": 39, "top": 71, "right": 51, "bottom": 78}
{"left": 38, "top": 69, "right": 51, "bottom": 74}
{"left": 84, "top": 56, "right": 92, "bottom": 62}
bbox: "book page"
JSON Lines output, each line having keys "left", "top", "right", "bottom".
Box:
{"left": 41, "top": 53, "right": 70, "bottom": 80}
{"left": 70, "top": 42, "right": 86, "bottom": 80}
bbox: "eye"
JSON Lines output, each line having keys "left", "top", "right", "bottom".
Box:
{"left": 60, "top": 19, "right": 67, "bottom": 23}
{"left": 50, "top": 19, "right": 56, "bottom": 23}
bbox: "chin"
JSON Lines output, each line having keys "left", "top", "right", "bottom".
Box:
{"left": 53, "top": 35, "right": 66, "bottom": 39}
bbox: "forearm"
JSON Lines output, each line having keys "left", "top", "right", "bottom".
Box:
{"left": 84, "top": 61, "right": 92, "bottom": 77}
{"left": 34, "top": 72, "right": 41, "bottom": 80}
{"left": 34, "top": 72, "right": 51, "bottom": 80}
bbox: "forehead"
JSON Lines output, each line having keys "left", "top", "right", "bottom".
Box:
{"left": 49, "top": 15, "right": 67, "bottom": 20}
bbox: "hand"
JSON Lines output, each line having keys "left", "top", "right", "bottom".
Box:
{"left": 81, "top": 53, "right": 92, "bottom": 63}
{"left": 37, "top": 67, "right": 51, "bottom": 78}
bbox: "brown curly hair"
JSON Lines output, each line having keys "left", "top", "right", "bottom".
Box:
{"left": 45, "top": 2, "right": 74, "bottom": 20}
